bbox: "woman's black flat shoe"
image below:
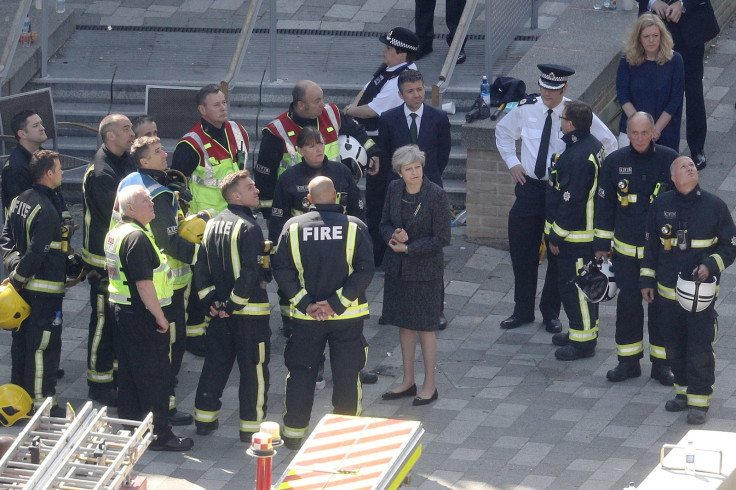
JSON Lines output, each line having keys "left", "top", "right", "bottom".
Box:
{"left": 381, "top": 384, "right": 417, "bottom": 400}
{"left": 412, "top": 389, "right": 438, "bottom": 406}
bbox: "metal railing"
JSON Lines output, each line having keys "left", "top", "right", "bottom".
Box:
{"left": 432, "top": 0, "right": 479, "bottom": 106}
{"left": 220, "top": 0, "right": 264, "bottom": 98}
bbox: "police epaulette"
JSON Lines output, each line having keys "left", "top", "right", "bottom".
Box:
{"left": 519, "top": 94, "right": 539, "bottom": 106}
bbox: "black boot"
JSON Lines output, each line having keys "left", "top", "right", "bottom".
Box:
{"left": 606, "top": 360, "right": 641, "bottom": 382}
{"left": 650, "top": 362, "right": 675, "bottom": 386}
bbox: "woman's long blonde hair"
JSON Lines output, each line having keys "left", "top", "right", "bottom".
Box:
{"left": 623, "top": 13, "right": 674, "bottom": 67}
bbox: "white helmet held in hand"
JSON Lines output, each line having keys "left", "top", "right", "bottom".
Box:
{"left": 676, "top": 272, "right": 717, "bottom": 313}
{"left": 599, "top": 259, "right": 618, "bottom": 301}
{"left": 338, "top": 135, "right": 368, "bottom": 183}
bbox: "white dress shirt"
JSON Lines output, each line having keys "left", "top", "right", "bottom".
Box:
{"left": 363, "top": 62, "right": 418, "bottom": 116}
{"left": 495, "top": 96, "right": 617, "bottom": 180}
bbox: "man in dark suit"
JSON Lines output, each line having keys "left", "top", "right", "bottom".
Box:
{"left": 378, "top": 69, "right": 451, "bottom": 329}
{"left": 378, "top": 69, "right": 451, "bottom": 188}
{"left": 638, "top": 0, "right": 719, "bottom": 169}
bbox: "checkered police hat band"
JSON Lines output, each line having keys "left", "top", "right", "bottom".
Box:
{"left": 386, "top": 32, "right": 417, "bottom": 51}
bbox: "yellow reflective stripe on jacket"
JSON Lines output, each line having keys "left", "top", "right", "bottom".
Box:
{"left": 617, "top": 193, "right": 638, "bottom": 203}
{"left": 288, "top": 303, "right": 370, "bottom": 321}
{"left": 26, "top": 278, "right": 65, "bottom": 294}
{"left": 613, "top": 237, "right": 643, "bottom": 259}
{"left": 289, "top": 223, "right": 305, "bottom": 289}
{"left": 3, "top": 251, "right": 19, "bottom": 269}
{"left": 544, "top": 221, "right": 551, "bottom": 234}
{"left": 551, "top": 222, "right": 594, "bottom": 242}
{"left": 198, "top": 285, "right": 215, "bottom": 300}
{"left": 345, "top": 222, "right": 357, "bottom": 275}
{"left": 49, "top": 241, "right": 63, "bottom": 250}
{"left": 270, "top": 119, "right": 301, "bottom": 171}
{"left": 657, "top": 282, "right": 676, "bottom": 301}
{"left": 691, "top": 237, "right": 717, "bottom": 248}
{"left": 640, "top": 268, "right": 655, "bottom": 278}
{"left": 232, "top": 303, "right": 270, "bottom": 315}
{"left": 711, "top": 253, "right": 725, "bottom": 272}
{"left": 594, "top": 229, "right": 614, "bottom": 240}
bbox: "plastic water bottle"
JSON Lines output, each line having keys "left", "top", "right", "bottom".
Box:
{"left": 21, "top": 16, "right": 31, "bottom": 47}
{"left": 685, "top": 440, "right": 695, "bottom": 474}
{"left": 451, "top": 210, "right": 467, "bottom": 227}
{"left": 623, "top": 483, "right": 636, "bottom": 489}
{"left": 52, "top": 311, "right": 63, "bottom": 327}
{"left": 480, "top": 76, "right": 491, "bottom": 106}
{"left": 603, "top": 0, "right": 617, "bottom": 9}
{"left": 56, "top": 0, "right": 66, "bottom": 13}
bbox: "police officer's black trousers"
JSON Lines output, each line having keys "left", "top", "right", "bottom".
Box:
{"left": 366, "top": 157, "right": 390, "bottom": 266}
{"left": 658, "top": 299, "right": 716, "bottom": 408}
{"left": 508, "top": 181, "right": 560, "bottom": 321}
{"left": 87, "top": 274, "right": 116, "bottom": 388}
{"left": 112, "top": 304, "right": 170, "bottom": 436}
{"left": 194, "top": 316, "right": 270, "bottom": 436}
{"left": 612, "top": 255, "right": 665, "bottom": 362}
{"left": 11, "top": 295, "right": 62, "bottom": 408}
{"left": 283, "top": 319, "right": 367, "bottom": 439}
{"left": 557, "top": 246, "right": 598, "bottom": 350}
{"left": 166, "top": 287, "right": 187, "bottom": 409}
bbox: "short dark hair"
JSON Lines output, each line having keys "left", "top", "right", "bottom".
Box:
{"left": 394, "top": 47, "right": 416, "bottom": 63}
{"left": 132, "top": 115, "right": 156, "bottom": 135}
{"left": 10, "top": 110, "right": 38, "bottom": 141}
{"left": 296, "top": 126, "right": 324, "bottom": 148}
{"left": 130, "top": 136, "right": 160, "bottom": 167}
{"left": 398, "top": 69, "right": 424, "bottom": 92}
{"left": 196, "top": 84, "right": 223, "bottom": 107}
{"left": 220, "top": 169, "right": 251, "bottom": 202}
{"left": 563, "top": 100, "right": 593, "bottom": 132}
{"left": 29, "top": 149, "right": 59, "bottom": 182}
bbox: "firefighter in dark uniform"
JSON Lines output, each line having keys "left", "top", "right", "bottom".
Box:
{"left": 105, "top": 184, "right": 193, "bottom": 451}
{"left": 273, "top": 176, "right": 374, "bottom": 450}
{"left": 192, "top": 170, "right": 271, "bottom": 443}
{"left": 172, "top": 84, "right": 250, "bottom": 357}
{"left": 640, "top": 156, "right": 736, "bottom": 425}
{"left": 344, "top": 27, "right": 419, "bottom": 266}
{"left": 594, "top": 112, "right": 678, "bottom": 384}
{"left": 545, "top": 100, "right": 605, "bottom": 361}
{"left": 1, "top": 150, "right": 66, "bottom": 417}
{"left": 254, "top": 80, "right": 378, "bottom": 220}
{"left": 82, "top": 114, "right": 136, "bottom": 406}
{"left": 495, "top": 65, "right": 617, "bottom": 333}
{"left": 117, "top": 136, "right": 196, "bottom": 426}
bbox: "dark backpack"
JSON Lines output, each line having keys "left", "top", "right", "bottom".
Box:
{"left": 490, "top": 77, "right": 527, "bottom": 107}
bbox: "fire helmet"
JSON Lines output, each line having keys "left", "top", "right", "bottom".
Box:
{"left": 0, "top": 384, "right": 32, "bottom": 427}
{"left": 599, "top": 259, "right": 618, "bottom": 301}
{"left": 676, "top": 272, "right": 717, "bottom": 313}
{"left": 338, "top": 135, "right": 368, "bottom": 183}
{"left": 573, "top": 260, "right": 610, "bottom": 303}
{"left": 0, "top": 284, "right": 30, "bottom": 331}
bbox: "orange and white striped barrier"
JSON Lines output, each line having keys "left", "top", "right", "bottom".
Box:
{"left": 276, "top": 414, "right": 424, "bottom": 490}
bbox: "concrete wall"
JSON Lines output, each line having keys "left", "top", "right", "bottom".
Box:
{"left": 462, "top": 0, "right": 736, "bottom": 248}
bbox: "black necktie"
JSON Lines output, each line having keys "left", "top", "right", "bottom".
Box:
{"left": 535, "top": 109, "right": 553, "bottom": 179}
{"left": 409, "top": 113, "right": 418, "bottom": 144}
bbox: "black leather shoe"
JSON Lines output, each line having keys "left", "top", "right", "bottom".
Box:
{"left": 693, "top": 151, "right": 706, "bottom": 170}
{"left": 651, "top": 363, "right": 675, "bottom": 386}
{"left": 283, "top": 435, "right": 303, "bottom": 450}
{"left": 456, "top": 49, "right": 466, "bottom": 64}
{"left": 150, "top": 432, "right": 194, "bottom": 452}
{"left": 195, "top": 419, "right": 219, "bottom": 436}
{"left": 360, "top": 369, "right": 378, "bottom": 384}
{"left": 555, "top": 345, "right": 594, "bottom": 361}
{"left": 551, "top": 332, "right": 569, "bottom": 347}
{"left": 88, "top": 386, "right": 118, "bottom": 407}
{"left": 49, "top": 404, "right": 66, "bottom": 418}
{"left": 687, "top": 407, "right": 707, "bottom": 425}
{"left": 240, "top": 431, "right": 253, "bottom": 443}
{"left": 438, "top": 313, "right": 448, "bottom": 331}
{"left": 57, "top": 368, "right": 65, "bottom": 379}
{"left": 186, "top": 337, "right": 207, "bottom": 357}
{"left": 606, "top": 360, "right": 641, "bottom": 382}
{"left": 382, "top": 384, "right": 417, "bottom": 400}
{"left": 412, "top": 389, "right": 438, "bottom": 406}
{"left": 168, "top": 409, "right": 194, "bottom": 426}
{"left": 500, "top": 315, "right": 534, "bottom": 330}
{"left": 665, "top": 396, "right": 687, "bottom": 412}
{"left": 543, "top": 318, "right": 562, "bottom": 334}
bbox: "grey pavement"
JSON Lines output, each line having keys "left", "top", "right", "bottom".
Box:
{"left": 1, "top": 1, "right": 736, "bottom": 490}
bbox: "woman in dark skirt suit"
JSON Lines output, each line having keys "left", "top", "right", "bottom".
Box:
{"left": 379, "top": 145, "right": 451, "bottom": 406}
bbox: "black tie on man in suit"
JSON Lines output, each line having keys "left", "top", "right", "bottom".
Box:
{"left": 409, "top": 113, "right": 418, "bottom": 144}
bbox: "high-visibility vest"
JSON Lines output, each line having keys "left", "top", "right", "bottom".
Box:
{"left": 179, "top": 121, "right": 250, "bottom": 213}
{"left": 111, "top": 172, "right": 192, "bottom": 289}
{"left": 264, "top": 104, "right": 341, "bottom": 178}
{"left": 105, "top": 222, "right": 173, "bottom": 306}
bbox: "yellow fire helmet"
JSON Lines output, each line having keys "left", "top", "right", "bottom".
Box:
{"left": 0, "top": 384, "right": 33, "bottom": 427}
{"left": 0, "top": 283, "right": 30, "bottom": 331}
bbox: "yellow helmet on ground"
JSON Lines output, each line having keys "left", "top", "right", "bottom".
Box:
{"left": 0, "top": 283, "right": 30, "bottom": 331}
{"left": 0, "top": 384, "right": 32, "bottom": 427}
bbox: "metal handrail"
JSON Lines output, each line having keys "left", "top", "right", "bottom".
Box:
{"left": 220, "top": 0, "right": 264, "bottom": 99}
{"left": 0, "top": 0, "right": 34, "bottom": 88}
{"left": 431, "top": 0, "right": 479, "bottom": 106}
